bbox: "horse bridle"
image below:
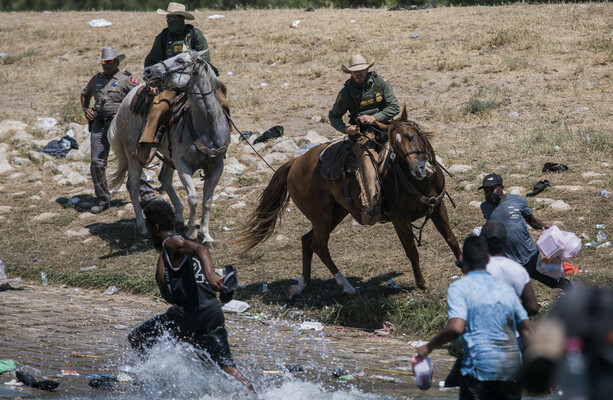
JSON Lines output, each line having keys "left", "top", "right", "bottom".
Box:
{"left": 158, "top": 51, "right": 213, "bottom": 96}
{"left": 394, "top": 121, "right": 433, "bottom": 163}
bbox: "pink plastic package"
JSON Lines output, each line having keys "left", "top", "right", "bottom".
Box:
{"left": 411, "top": 355, "right": 433, "bottom": 390}
{"left": 537, "top": 226, "right": 582, "bottom": 260}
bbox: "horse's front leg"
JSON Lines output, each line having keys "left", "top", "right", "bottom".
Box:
{"left": 126, "top": 161, "right": 147, "bottom": 235}
{"left": 389, "top": 211, "right": 428, "bottom": 290}
{"left": 198, "top": 159, "right": 224, "bottom": 246}
{"left": 431, "top": 201, "right": 462, "bottom": 260}
{"left": 158, "top": 163, "right": 185, "bottom": 232}
{"left": 176, "top": 160, "right": 199, "bottom": 241}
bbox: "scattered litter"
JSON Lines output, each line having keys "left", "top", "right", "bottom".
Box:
{"left": 57, "top": 53, "right": 70, "bottom": 60}
{"left": 451, "top": 275, "right": 460, "bottom": 280}
{"left": 117, "top": 372, "right": 132, "bottom": 382}
{"left": 339, "top": 374, "right": 355, "bottom": 380}
{"left": 262, "top": 283, "right": 268, "bottom": 292}
{"left": 223, "top": 226, "right": 231, "bottom": 231}
{"left": 34, "top": 117, "right": 57, "bottom": 130}
{"left": 564, "top": 262, "right": 580, "bottom": 275}
{"left": 386, "top": 280, "right": 401, "bottom": 289}
{"left": 553, "top": 145, "right": 561, "bottom": 151}
{"left": 597, "top": 241, "right": 611, "bottom": 248}
{"left": 290, "top": 20, "right": 300, "bottom": 29}
{"left": 372, "top": 375, "right": 398, "bottom": 382}
{"left": 388, "top": 3, "right": 436, "bottom": 10}
{"left": 262, "top": 370, "right": 280, "bottom": 374}
{"left": 408, "top": 340, "right": 428, "bottom": 347}
{"left": 222, "top": 300, "right": 250, "bottom": 313}
{"left": 37, "top": 135, "right": 79, "bottom": 158}
{"left": 349, "top": 19, "right": 356, "bottom": 23}
{"left": 0, "top": 260, "right": 6, "bottom": 280}
{"left": 508, "top": 111, "right": 519, "bottom": 118}
{"left": 88, "top": 18, "right": 112, "bottom": 27}
{"left": 4, "top": 379, "right": 23, "bottom": 386}
{"left": 526, "top": 180, "right": 550, "bottom": 197}
{"left": 0, "top": 53, "right": 5, "bottom": 59}
{"left": 374, "top": 321, "right": 395, "bottom": 336}
{"left": 311, "top": 115, "right": 322, "bottom": 122}
{"left": 411, "top": 35, "right": 420, "bottom": 39}
{"left": 542, "top": 162, "right": 569, "bottom": 172}
{"left": 61, "top": 370, "right": 80, "bottom": 376}
{"left": 285, "top": 364, "right": 303, "bottom": 372}
{"left": 0, "top": 360, "right": 16, "bottom": 373}
{"left": 293, "top": 142, "right": 318, "bottom": 157}
{"left": 599, "top": 190, "right": 611, "bottom": 199}
{"left": 227, "top": 71, "right": 233, "bottom": 75}
{"left": 103, "top": 286, "right": 118, "bottom": 295}
{"left": 260, "top": 82, "right": 268, "bottom": 87}
{"left": 113, "top": 324, "right": 128, "bottom": 330}
{"left": 207, "top": 14, "right": 225, "bottom": 19}
{"left": 575, "top": 106, "right": 589, "bottom": 112}
{"left": 212, "top": 191, "right": 238, "bottom": 201}
{"left": 366, "top": 367, "right": 413, "bottom": 376}
{"left": 253, "top": 125, "right": 283, "bottom": 144}
{"left": 332, "top": 367, "right": 348, "bottom": 378}
{"left": 41, "top": 272, "right": 48, "bottom": 286}
{"left": 472, "top": 226, "right": 482, "bottom": 236}
{"left": 16, "top": 371, "right": 59, "bottom": 391}
{"left": 411, "top": 355, "right": 434, "bottom": 390}
{"left": 80, "top": 265, "right": 97, "bottom": 272}
{"left": 300, "top": 321, "right": 324, "bottom": 331}
{"left": 88, "top": 375, "right": 117, "bottom": 390}
{"left": 438, "top": 380, "right": 456, "bottom": 391}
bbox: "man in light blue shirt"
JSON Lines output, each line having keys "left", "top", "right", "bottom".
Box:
{"left": 417, "top": 235, "right": 531, "bottom": 399}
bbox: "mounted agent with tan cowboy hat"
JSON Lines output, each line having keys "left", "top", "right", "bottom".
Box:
{"left": 133, "top": 2, "right": 220, "bottom": 167}
{"left": 329, "top": 54, "right": 400, "bottom": 225}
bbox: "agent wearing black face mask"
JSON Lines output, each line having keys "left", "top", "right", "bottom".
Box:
{"left": 134, "top": 2, "right": 228, "bottom": 167}
{"left": 478, "top": 173, "right": 573, "bottom": 291}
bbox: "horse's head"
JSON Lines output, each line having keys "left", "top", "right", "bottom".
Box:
{"left": 379, "top": 107, "right": 433, "bottom": 181}
{"left": 143, "top": 50, "right": 210, "bottom": 90}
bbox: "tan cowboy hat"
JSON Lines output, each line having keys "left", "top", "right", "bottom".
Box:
{"left": 341, "top": 54, "right": 374, "bottom": 73}
{"left": 100, "top": 46, "right": 125, "bottom": 63}
{"left": 157, "top": 2, "right": 195, "bottom": 20}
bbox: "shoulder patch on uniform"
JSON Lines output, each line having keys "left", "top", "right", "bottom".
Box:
{"left": 130, "top": 77, "right": 139, "bottom": 85}
{"left": 123, "top": 70, "right": 132, "bottom": 76}
{"left": 334, "top": 93, "right": 343, "bottom": 105}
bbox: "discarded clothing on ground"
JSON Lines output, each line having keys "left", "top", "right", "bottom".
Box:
{"left": 16, "top": 371, "right": 59, "bottom": 391}
{"left": 526, "top": 180, "right": 550, "bottom": 197}
{"left": 88, "top": 375, "right": 117, "bottom": 390}
{"left": 542, "top": 162, "right": 569, "bottom": 173}
{"left": 253, "top": 125, "right": 283, "bottom": 144}
{"left": 37, "top": 135, "right": 79, "bottom": 158}
{"left": 0, "top": 360, "right": 16, "bottom": 374}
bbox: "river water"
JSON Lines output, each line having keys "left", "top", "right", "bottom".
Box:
{"left": 0, "top": 285, "right": 549, "bottom": 399}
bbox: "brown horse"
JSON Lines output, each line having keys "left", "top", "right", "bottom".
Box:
{"left": 239, "top": 108, "right": 461, "bottom": 298}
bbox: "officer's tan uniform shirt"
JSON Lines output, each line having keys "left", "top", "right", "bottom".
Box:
{"left": 82, "top": 70, "right": 138, "bottom": 118}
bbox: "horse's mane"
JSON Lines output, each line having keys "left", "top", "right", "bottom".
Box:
{"left": 390, "top": 118, "right": 435, "bottom": 140}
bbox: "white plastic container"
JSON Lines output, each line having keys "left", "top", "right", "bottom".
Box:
{"left": 558, "top": 231, "right": 582, "bottom": 260}
{"left": 536, "top": 226, "right": 565, "bottom": 259}
{"left": 299, "top": 321, "right": 324, "bottom": 331}
{"left": 536, "top": 256, "right": 564, "bottom": 279}
{"left": 221, "top": 300, "right": 250, "bottom": 313}
{"left": 411, "top": 355, "right": 433, "bottom": 390}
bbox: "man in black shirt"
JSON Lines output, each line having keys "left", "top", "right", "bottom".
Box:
{"left": 128, "top": 200, "right": 255, "bottom": 394}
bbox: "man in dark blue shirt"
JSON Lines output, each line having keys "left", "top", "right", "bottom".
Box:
{"left": 479, "top": 173, "right": 572, "bottom": 291}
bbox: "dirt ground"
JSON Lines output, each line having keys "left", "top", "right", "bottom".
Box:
{"left": 0, "top": 283, "right": 461, "bottom": 399}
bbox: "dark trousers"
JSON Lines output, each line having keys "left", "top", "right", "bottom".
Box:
{"left": 90, "top": 121, "right": 156, "bottom": 206}
{"left": 460, "top": 374, "right": 522, "bottom": 400}
{"left": 523, "top": 251, "right": 558, "bottom": 288}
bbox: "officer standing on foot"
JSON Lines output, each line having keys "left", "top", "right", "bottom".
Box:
{"left": 81, "top": 46, "right": 156, "bottom": 214}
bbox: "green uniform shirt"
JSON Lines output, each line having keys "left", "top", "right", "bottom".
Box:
{"left": 144, "top": 25, "right": 209, "bottom": 68}
{"left": 82, "top": 70, "right": 139, "bottom": 117}
{"left": 329, "top": 72, "right": 400, "bottom": 134}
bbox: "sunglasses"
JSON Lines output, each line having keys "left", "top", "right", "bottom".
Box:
{"left": 166, "top": 16, "right": 183, "bottom": 22}
{"left": 101, "top": 59, "right": 117, "bottom": 65}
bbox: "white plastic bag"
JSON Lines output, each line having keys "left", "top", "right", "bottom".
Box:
{"left": 537, "top": 226, "right": 582, "bottom": 260}
{"left": 536, "top": 256, "right": 564, "bottom": 279}
{"left": 411, "top": 355, "right": 433, "bottom": 390}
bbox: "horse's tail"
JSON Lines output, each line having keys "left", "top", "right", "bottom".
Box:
{"left": 237, "top": 159, "right": 295, "bottom": 252}
{"left": 106, "top": 117, "right": 129, "bottom": 191}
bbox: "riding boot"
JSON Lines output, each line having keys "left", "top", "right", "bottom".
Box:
{"left": 353, "top": 133, "right": 381, "bottom": 225}
{"left": 132, "top": 90, "right": 176, "bottom": 167}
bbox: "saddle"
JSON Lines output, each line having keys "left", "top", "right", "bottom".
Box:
{"left": 319, "top": 137, "right": 355, "bottom": 180}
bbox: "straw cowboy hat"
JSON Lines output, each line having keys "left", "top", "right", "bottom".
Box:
{"left": 100, "top": 46, "right": 125, "bottom": 62}
{"left": 341, "top": 54, "right": 375, "bottom": 73}
{"left": 157, "top": 2, "right": 195, "bottom": 20}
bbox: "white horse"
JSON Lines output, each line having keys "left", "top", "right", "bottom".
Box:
{"left": 107, "top": 50, "right": 229, "bottom": 244}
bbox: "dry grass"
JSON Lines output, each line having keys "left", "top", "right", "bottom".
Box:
{"left": 1, "top": 4, "right": 612, "bottom": 333}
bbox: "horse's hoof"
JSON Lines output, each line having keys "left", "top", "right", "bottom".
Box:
{"left": 288, "top": 285, "right": 301, "bottom": 299}
{"left": 418, "top": 282, "right": 432, "bottom": 292}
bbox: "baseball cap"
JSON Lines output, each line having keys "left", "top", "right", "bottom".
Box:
{"left": 478, "top": 173, "right": 503, "bottom": 190}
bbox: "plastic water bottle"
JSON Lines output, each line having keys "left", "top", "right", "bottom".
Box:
{"left": 600, "top": 189, "right": 611, "bottom": 198}
{"left": 0, "top": 260, "right": 6, "bottom": 280}
{"left": 41, "top": 272, "right": 48, "bottom": 286}
{"left": 596, "top": 230, "right": 607, "bottom": 243}
{"left": 557, "top": 336, "right": 589, "bottom": 400}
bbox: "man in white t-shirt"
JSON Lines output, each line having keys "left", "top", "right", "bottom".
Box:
{"left": 482, "top": 220, "right": 540, "bottom": 316}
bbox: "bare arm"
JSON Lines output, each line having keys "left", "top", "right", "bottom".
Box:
{"left": 525, "top": 213, "right": 549, "bottom": 231}
{"left": 417, "top": 318, "right": 465, "bottom": 358}
{"left": 163, "top": 237, "right": 223, "bottom": 292}
{"left": 520, "top": 282, "right": 540, "bottom": 316}
{"left": 155, "top": 254, "right": 173, "bottom": 303}
{"left": 517, "top": 319, "right": 532, "bottom": 343}
{"left": 80, "top": 94, "right": 94, "bottom": 121}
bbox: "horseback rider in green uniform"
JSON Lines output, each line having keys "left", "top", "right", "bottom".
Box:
{"left": 329, "top": 54, "right": 400, "bottom": 225}
{"left": 133, "top": 2, "right": 227, "bottom": 167}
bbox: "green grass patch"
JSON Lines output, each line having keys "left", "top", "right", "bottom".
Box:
{"left": 515, "top": 124, "right": 613, "bottom": 158}
{"left": 0, "top": 50, "right": 39, "bottom": 65}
